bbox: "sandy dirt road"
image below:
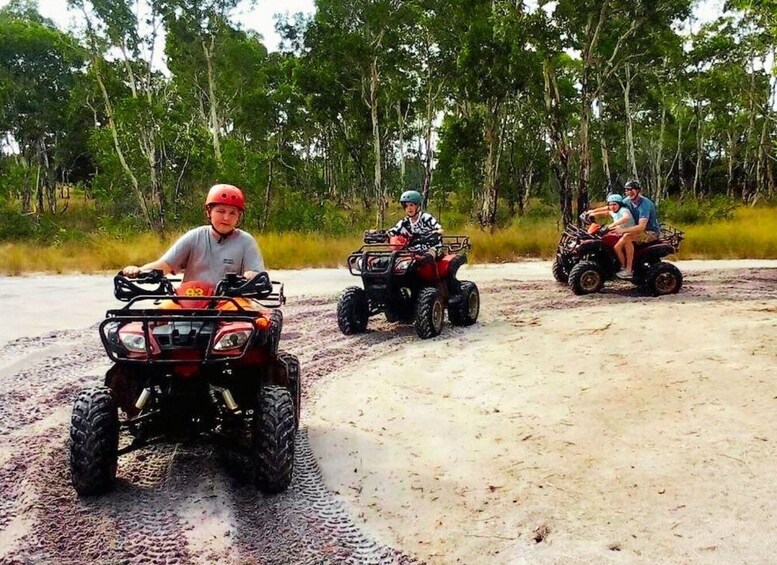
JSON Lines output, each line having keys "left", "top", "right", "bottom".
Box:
{"left": 0, "top": 261, "right": 775, "bottom": 564}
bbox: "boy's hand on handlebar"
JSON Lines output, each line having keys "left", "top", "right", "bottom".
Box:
{"left": 122, "top": 265, "right": 141, "bottom": 278}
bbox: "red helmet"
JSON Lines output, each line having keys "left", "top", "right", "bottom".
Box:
{"left": 205, "top": 184, "right": 245, "bottom": 211}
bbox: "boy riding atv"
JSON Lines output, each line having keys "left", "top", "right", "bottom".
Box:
{"left": 384, "top": 189, "right": 444, "bottom": 262}
{"left": 337, "top": 190, "right": 479, "bottom": 339}
{"left": 69, "top": 185, "right": 300, "bottom": 496}
{"left": 123, "top": 183, "right": 265, "bottom": 284}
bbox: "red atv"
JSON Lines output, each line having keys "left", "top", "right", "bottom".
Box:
{"left": 69, "top": 271, "right": 300, "bottom": 496}
{"left": 553, "top": 215, "right": 685, "bottom": 296}
{"left": 337, "top": 231, "right": 480, "bottom": 339}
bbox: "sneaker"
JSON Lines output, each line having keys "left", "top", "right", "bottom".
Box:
{"left": 616, "top": 269, "right": 633, "bottom": 279}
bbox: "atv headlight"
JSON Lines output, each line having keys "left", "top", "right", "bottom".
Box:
{"left": 213, "top": 322, "right": 254, "bottom": 353}
{"left": 348, "top": 255, "right": 363, "bottom": 273}
{"left": 120, "top": 332, "right": 147, "bottom": 353}
{"left": 393, "top": 257, "right": 412, "bottom": 273}
{"left": 113, "top": 322, "right": 159, "bottom": 356}
{"left": 213, "top": 330, "right": 251, "bottom": 351}
{"left": 104, "top": 321, "right": 121, "bottom": 347}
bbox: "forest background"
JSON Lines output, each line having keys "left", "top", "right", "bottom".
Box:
{"left": 1, "top": 0, "right": 777, "bottom": 273}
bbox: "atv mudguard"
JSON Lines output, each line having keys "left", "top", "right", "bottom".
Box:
{"left": 416, "top": 253, "right": 467, "bottom": 282}
{"left": 635, "top": 241, "right": 677, "bottom": 262}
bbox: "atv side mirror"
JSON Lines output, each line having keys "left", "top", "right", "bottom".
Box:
{"left": 364, "top": 230, "right": 389, "bottom": 244}
{"left": 251, "top": 272, "right": 273, "bottom": 297}
{"left": 411, "top": 232, "right": 441, "bottom": 247}
{"left": 217, "top": 271, "right": 273, "bottom": 299}
{"left": 113, "top": 270, "right": 174, "bottom": 301}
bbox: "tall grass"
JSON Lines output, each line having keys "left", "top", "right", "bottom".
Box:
{"left": 675, "top": 206, "right": 777, "bottom": 259}
{"left": 0, "top": 233, "right": 169, "bottom": 275}
{"left": 468, "top": 223, "right": 561, "bottom": 263}
{"left": 1, "top": 205, "right": 776, "bottom": 275}
{"left": 258, "top": 232, "right": 363, "bottom": 268}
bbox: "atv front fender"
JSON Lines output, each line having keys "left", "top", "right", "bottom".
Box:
{"left": 104, "top": 364, "right": 143, "bottom": 419}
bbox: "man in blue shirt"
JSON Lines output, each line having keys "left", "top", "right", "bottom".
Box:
{"left": 614, "top": 179, "right": 660, "bottom": 279}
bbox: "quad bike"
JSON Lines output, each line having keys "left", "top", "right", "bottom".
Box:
{"left": 552, "top": 214, "right": 685, "bottom": 296}
{"left": 337, "top": 230, "right": 480, "bottom": 339}
{"left": 69, "top": 271, "right": 300, "bottom": 496}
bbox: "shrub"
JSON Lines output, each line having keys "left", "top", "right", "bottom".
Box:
{"left": 659, "top": 196, "right": 737, "bottom": 225}
{"left": 0, "top": 202, "right": 37, "bottom": 240}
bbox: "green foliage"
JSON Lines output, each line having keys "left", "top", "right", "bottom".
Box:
{"left": 0, "top": 200, "right": 91, "bottom": 243}
{"left": 0, "top": 4, "right": 86, "bottom": 207}
{"left": 515, "top": 198, "right": 560, "bottom": 223}
{"left": 0, "top": 0, "right": 776, "bottom": 237}
{"left": 0, "top": 201, "right": 37, "bottom": 239}
{"left": 0, "top": 157, "right": 32, "bottom": 200}
{"left": 266, "top": 190, "right": 372, "bottom": 235}
{"left": 658, "top": 196, "right": 738, "bottom": 225}
{"left": 435, "top": 115, "right": 486, "bottom": 198}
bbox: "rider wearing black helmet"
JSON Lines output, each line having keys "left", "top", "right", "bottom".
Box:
{"left": 615, "top": 180, "right": 660, "bottom": 279}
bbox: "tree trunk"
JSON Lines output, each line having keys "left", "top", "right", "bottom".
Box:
{"left": 581, "top": 5, "right": 639, "bottom": 212}
{"left": 543, "top": 62, "right": 573, "bottom": 226}
{"left": 396, "top": 101, "right": 405, "bottom": 187}
{"left": 479, "top": 102, "right": 503, "bottom": 230}
{"left": 421, "top": 82, "right": 439, "bottom": 207}
{"left": 726, "top": 129, "right": 735, "bottom": 198}
{"left": 754, "top": 110, "right": 769, "bottom": 201}
{"left": 740, "top": 71, "right": 758, "bottom": 202}
{"left": 600, "top": 137, "right": 611, "bottom": 187}
{"left": 93, "top": 60, "right": 156, "bottom": 229}
{"left": 140, "top": 127, "right": 164, "bottom": 230}
{"left": 692, "top": 103, "right": 703, "bottom": 198}
{"left": 421, "top": 111, "right": 433, "bottom": 206}
{"left": 519, "top": 161, "right": 533, "bottom": 216}
{"left": 578, "top": 81, "right": 592, "bottom": 218}
{"left": 759, "top": 65, "right": 776, "bottom": 199}
{"left": 78, "top": 1, "right": 164, "bottom": 230}
{"left": 622, "top": 64, "right": 638, "bottom": 181}
{"left": 261, "top": 160, "right": 273, "bottom": 231}
{"left": 20, "top": 154, "right": 32, "bottom": 213}
{"left": 677, "top": 120, "right": 688, "bottom": 199}
{"left": 35, "top": 151, "right": 43, "bottom": 214}
{"left": 41, "top": 137, "right": 57, "bottom": 213}
{"left": 370, "top": 59, "right": 385, "bottom": 226}
{"left": 653, "top": 104, "right": 667, "bottom": 203}
{"left": 576, "top": 9, "right": 604, "bottom": 220}
{"left": 203, "top": 36, "right": 223, "bottom": 166}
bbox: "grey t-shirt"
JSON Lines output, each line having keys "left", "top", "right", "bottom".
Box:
{"left": 161, "top": 226, "right": 265, "bottom": 285}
